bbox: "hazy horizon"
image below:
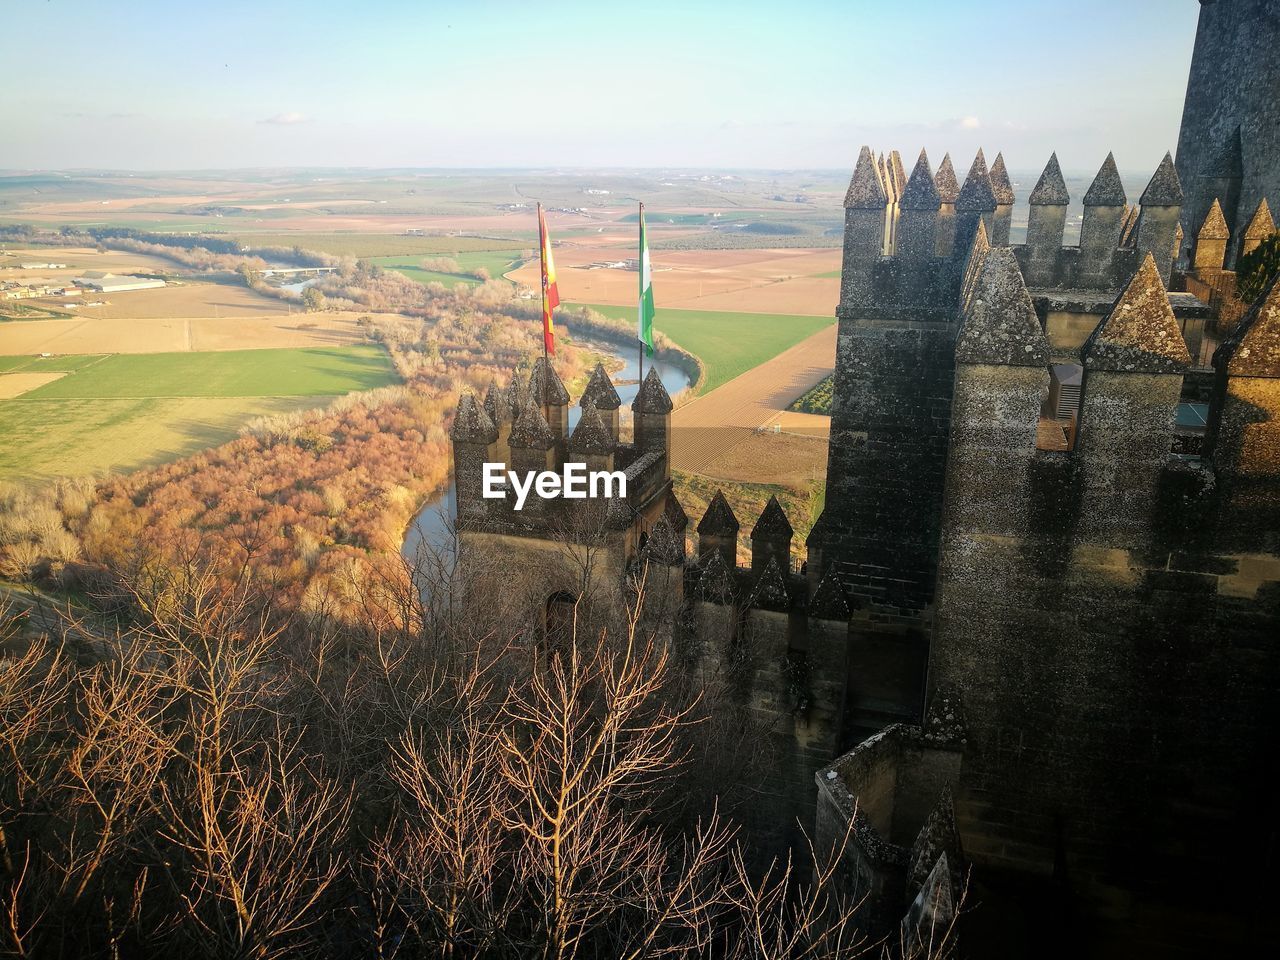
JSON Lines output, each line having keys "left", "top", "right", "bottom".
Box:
{"left": 4, "top": 0, "right": 1201, "bottom": 176}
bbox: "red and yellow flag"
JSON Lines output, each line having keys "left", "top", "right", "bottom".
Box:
{"left": 538, "top": 203, "right": 560, "bottom": 356}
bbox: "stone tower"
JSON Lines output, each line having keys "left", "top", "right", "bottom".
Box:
{"left": 1175, "top": 0, "right": 1280, "bottom": 263}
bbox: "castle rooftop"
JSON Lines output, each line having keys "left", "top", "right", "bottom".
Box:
{"left": 845, "top": 145, "right": 889, "bottom": 210}
{"left": 580, "top": 362, "right": 621, "bottom": 410}
{"left": 1140, "top": 152, "right": 1183, "bottom": 207}
{"left": 955, "top": 149, "right": 997, "bottom": 212}
{"left": 1029, "top": 153, "right": 1069, "bottom": 206}
{"left": 528, "top": 355, "right": 570, "bottom": 406}
{"left": 633, "top": 366, "right": 673, "bottom": 413}
{"left": 988, "top": 152, "right": 1015, "bottom": 205}
{"left": 450, "top": 392, "right": 498, "bottom": 444}
{"left": 956, "top": 249, "right": 1050, "bottom": 367}
{"left": 934, "top": 153, "right": 960, "bottom": 204}
{"left": 899, "top": 150, "right": 941, "bottom": 211}
{"left": 1083, "top": 153, "right": 1126, "bottom": 207}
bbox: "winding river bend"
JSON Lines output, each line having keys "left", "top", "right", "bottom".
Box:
{"left": 401, "top": 342, "right": 693, "bottom": 564}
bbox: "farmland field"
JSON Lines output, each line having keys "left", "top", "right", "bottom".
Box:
{"left": 569, "top": 302, "right": 833, "bottom": 393}
{"left": 371, "top": 249, "right": 527, "bottom": 288}
{"left": 0, "top": 345, "right": 399, "bottom": 480}
{"left": 237, "top": 233, "right": 529, "bottom": 258}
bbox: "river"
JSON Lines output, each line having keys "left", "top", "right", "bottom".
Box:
{"left": 401, "top": 342, "right": 692, "bottom": 564}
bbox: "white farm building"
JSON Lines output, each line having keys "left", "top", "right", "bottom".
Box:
{"left": 73, "top": 272, "right": 166, "bottom": 293}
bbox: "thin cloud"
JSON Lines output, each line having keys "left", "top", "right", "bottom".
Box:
{"left": 260, "top": 112, "right": 309, "bottom": 126}
{"left": 960, "top": 116, "right": 981, "bottom": 129}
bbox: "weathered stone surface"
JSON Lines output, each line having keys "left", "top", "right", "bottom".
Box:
{"left": 506, "top": 372, "right": 529, "bottom": 420}
{"left": 809, "top": 570, "right": 850, "bottom": 620}
{"left": 907, "top": 787, "right": 963, "bottom": 892}
{"left": 645, "top": 513, "right": 684, "bottom": 566}
{"left": 934, "top": 153, "right": 960, "bottom": 204}
{"left": 1084, "top": 153, "right": 1127, "bottom": 207}
{"left": 752, "top": 495, "right": 794, "bottom": 541}
{"left": 663, "top": 490, "right": 688, "bottom": 532}
{"left": 508, "top": 401, "right": 556, "bottom": 449}
{"left": 698, "top": 548, "right": 735, "bottom": 602}
{"left": 1141, "top": 151, "right": 1184, "bottom": 207}
{"left": 1029, "top": 153, "right": 1070, "bottom": 205}
{"left": 922, "top": 686, "right": 967, "bottom": 746}
{"left": 450, "top": 392, "right": 498, "bottom": 443}
{"left": 845, "top": 145, "right": 888, "bottom": 210}
{"left": 1217, "top": 272, "right": 1280, "bottom": 377}
{"left": 1198, "top": 197, "right": 1230, "bottom": 240}
{"left": 568, "top": 400, "right": 613, "bottom": 454}
{"left": 805, "top": 507, "right": 831, "bottom": 546}
{"left": 483, "top": 383, "right": 505, "bottom": 424}
{"left": 580, "top": 361, "right": 621, "bottom": 410}
{"left": 750, "top": 556, "right": 790, "bottom": 611}
{"left": 889, "top": 150, "right": 907, "bottom": 197}
{"left": 899, "top": 149, "right": 941, "bottom": 210}
{"left": 1243, "top": 197, "right": 1275, "bottom": 240}
{"left": 957, "top": 248, "right": 1051, "bottom": 367}
{"left": 633, "top": 365, "right": 673, "bottom": 413}
{"left": 697, "top": 490, "right": 740, "bottom": 536}
{"left": 527, "top": 355, "right": 570, "bottom": 406}
{"left": 1084, "top": 254, "right": 1191, "bottom": 372}
{"left": 956, "top": 149, "right": 997, "bottom": 212}
{"left": 959, "top": 218, "right": 991, "bottom": 309}
{"left": 988, "top": 152, "right": 1015, "bottom": 205}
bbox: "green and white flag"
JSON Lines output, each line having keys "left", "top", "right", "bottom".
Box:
{"left": 638, "top": 204, "right": 655, "bottom": 357}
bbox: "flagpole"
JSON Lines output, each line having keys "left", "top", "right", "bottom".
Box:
{"left": 638, "top": 201, "right": 644, "bottom": 395}
{"left": 537, "top": 202, "right": 550, "bottom": 425}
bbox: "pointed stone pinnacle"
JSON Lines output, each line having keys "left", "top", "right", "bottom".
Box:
{"left": 528, "top": 355, "right": 570, "bottom": 406}
{"left": 957, "top": 248, "right": 1050, "bottom": 367}
{"left": 900, "top": 149, "right": 941, "bottom": 210}
{"left": 633, "top": 365, "right": 672, "bottom": 413}
{"left": 751, "top": 495, "right": 793, "bottom": 541}
{"left": 956, "top": 149, "right": 997, "bottom": 211}
{"left": 1216, "top": 272, "right": 1280, "bottom": 378}
{"left": 644, "top": 514, "right": 684, "bottom": 566}
{"left": 663, "top": 490, "right": 688, "bottom": 532}
{"left": 1244, "top": 198, "right": 1275, "bottom": 240}
{"left": 698, "top": 548, "right": 734, "bottom": 602}
{"left": 809, "top": 570, "right": 850, "bottom": 621}
{"left": 508, "top": 401, "right": 556, "bottom": 449}
{"left": 697, "top": 490, "right": 739, "bottom": 536}
{"left": 889, "top": 150, "right": 907, "bottom": 197}
{"left": 568, "top": 400, "right": 614, "bottom": 455}
{"left": 934, "top": 153, "right": 960, "bottom": 204}
{"left": 1198, "top": 199, "right": 1230, "bottom": 241}
{"left": 580, "top": 361, "right": 621, "bottom": 410}
{"left": 749, "top": 556, "right": 790, "bottom": 611}
{"left": 1084, "top": 153, "right": 1126, "bottom": 206}
{"left": 1029, "top": 153, "right": 1069, "bottom": 205}
{"left": 988, "top": 152, "right": 1015, "bottom": 205}
{"left": 1140, "top": 152, "right": 1183, "bottom": 207}
{"left": 845, "top": 145, "right": 888, "bottom": 209}
{"left": 1085, "top": 254, "right": 1190, "bottom": 373}
{"left": 450, "top": 391, "right": 498, "bottom": 443}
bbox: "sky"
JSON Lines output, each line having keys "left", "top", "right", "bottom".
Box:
{"left": 1, "top": 0, "right": 1203, "bottom": 176}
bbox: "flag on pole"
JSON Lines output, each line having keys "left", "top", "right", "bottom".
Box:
{"left": 538, "top": 204, "right": 559, "bottom": 356}
{"left": 638, "top": 204, "right": 655, "bottom": 357}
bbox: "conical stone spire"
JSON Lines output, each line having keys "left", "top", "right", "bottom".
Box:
{"left": 579, "top": 361, "right": 621, "bottom": 410}
{"left": 450, "top": 391, "right": 498, "bottom": 443}
{"left": 751, "top": 494, "right": 794, "bottom": 541}
{"left": 644, "top": 513, "right": 684, "bottom": 566}
{"left": 900, "top": 150, "right": 941, "bottom": 210}
{"left": 809, "top": 570, "right": 850, "bottom": 621}
{"left": 934, "top": 153, "right": 960, "bottom": 204}
{"left": 988, "top": 152, "right": 1015, "bottom": 205}
{"left": 663, "top": 490, "right": 688, "bottom": 532}
{"left": 957, "top": 248, "right": 1050, "bottom": 367}
{"left": 845, "top": 145, "right": 888, "bottom": 209}
{"left": 889, "top": 150, "right": 907, "bottom": 198}
{"left": 1243, "top": 198, "right": 1275, "bottom": 243}
{"left": 1029, "top": 153, "right": 1069, "bottom": 205}
{"left": 1085, "top": 253, "right": 1191, "bottom": 373}
{"left": 506, "top": 371, "right": 529, "bottom": 420}
{"left": 633, "top": 365, "right": 673, "bottom": 414}
{"left": 483, "top": 382, "right": 505, "bottom": 424}
{"left": 1140, "top": 152, "right": 1183, "bottom": 207}
{"left": 1198, "top": 199, "right": 1230, "bottom": 241}
{"left": 508, "top": 400, "right": 556, "bottom": 449}
{"left": 749, "top": 556, "right": 790, "bottom": 611}
{"left": 1216, "top": 272, "right": 1280, "bottom": 378}
{"left": 568, "top": 399, "right": 614, "bottom": 455}
{"left": 698, "top": 548, "right": 735, "bottom": 602}
{"left": 528, "top": 355, "right": 570, "bottom": 406}
{"left": 697, "top": 490, "right": 739, "bottom": 536}
{"left": 956, "top": 149, "right": 996, "bottom": 211}
{"left": 1084, "top": 153, "right": 1126, "bottom": 207}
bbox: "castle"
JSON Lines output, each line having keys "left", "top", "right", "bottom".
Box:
{"left": 448, "top": 2, "right": 1280, "bottom": 952}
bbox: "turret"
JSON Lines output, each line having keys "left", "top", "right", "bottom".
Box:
{"left": 1241, "top": 198, "right": 1275, "bottom": 259}
{"left": 934, "top": 153, "right": 960, "bottom": 257}
{"left": 750, "top": 495, "right": 793, "bottom": 574}
{"left": 697, "top": 490, "right": 739, "bottom": 568}
{"left": 956, "top": 248, "right": 1051, "bottom": 369}
{"left": 988, "top": 152, "right": 1015, "bottom": 245}
{"left": 897, "top": 150, "right": 941, "bottom": 260}
{"left": 507, "top": 402, "right": 557, "bottom": 518}
{"left": 579, "top": 362, "right": 622, "bottom": 441}
{"left": 840, "top": 146, "right": 889, "bottom": 308}
{"left": 1192, "top": 198, "right": 1230, "bottom": 273}
{"left": 527, "top": 356, "right": 571, "bottom": 455}
{"left": 1079, "top": 153, "right": 1127, "bottom": 282}
{"left": 632, "top": 366, "right": 672, "bottom": 470}
{"left": 1025, "top": 153, "right": 1069, "bottom": 286}
{"left": 567, "top": 399, "right": 615, "bottom": 472}
{"left": 450, "top": 392, "right": 499, "bottom": 522}
{"left": 954, "top": 149, "right": 997, "bottom": 256}
{"left": 1134, "top": 152, "right": 1184, "bottom": 285}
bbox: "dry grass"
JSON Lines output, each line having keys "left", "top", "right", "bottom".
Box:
{"left": 0, "top": 372, "right": 66, "bottom": 399}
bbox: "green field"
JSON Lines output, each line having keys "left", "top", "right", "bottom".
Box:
{"left": 567, "top": 303, "right": 834, "bottom": 393}
{"left": 23, "top": 346, "right": 396, "bottom": 399}
{"left": 0, "top": 346, "right": 399, "bottom": 481}
{"left": 372, "top": 249, "right": 526, "bottom": 288}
